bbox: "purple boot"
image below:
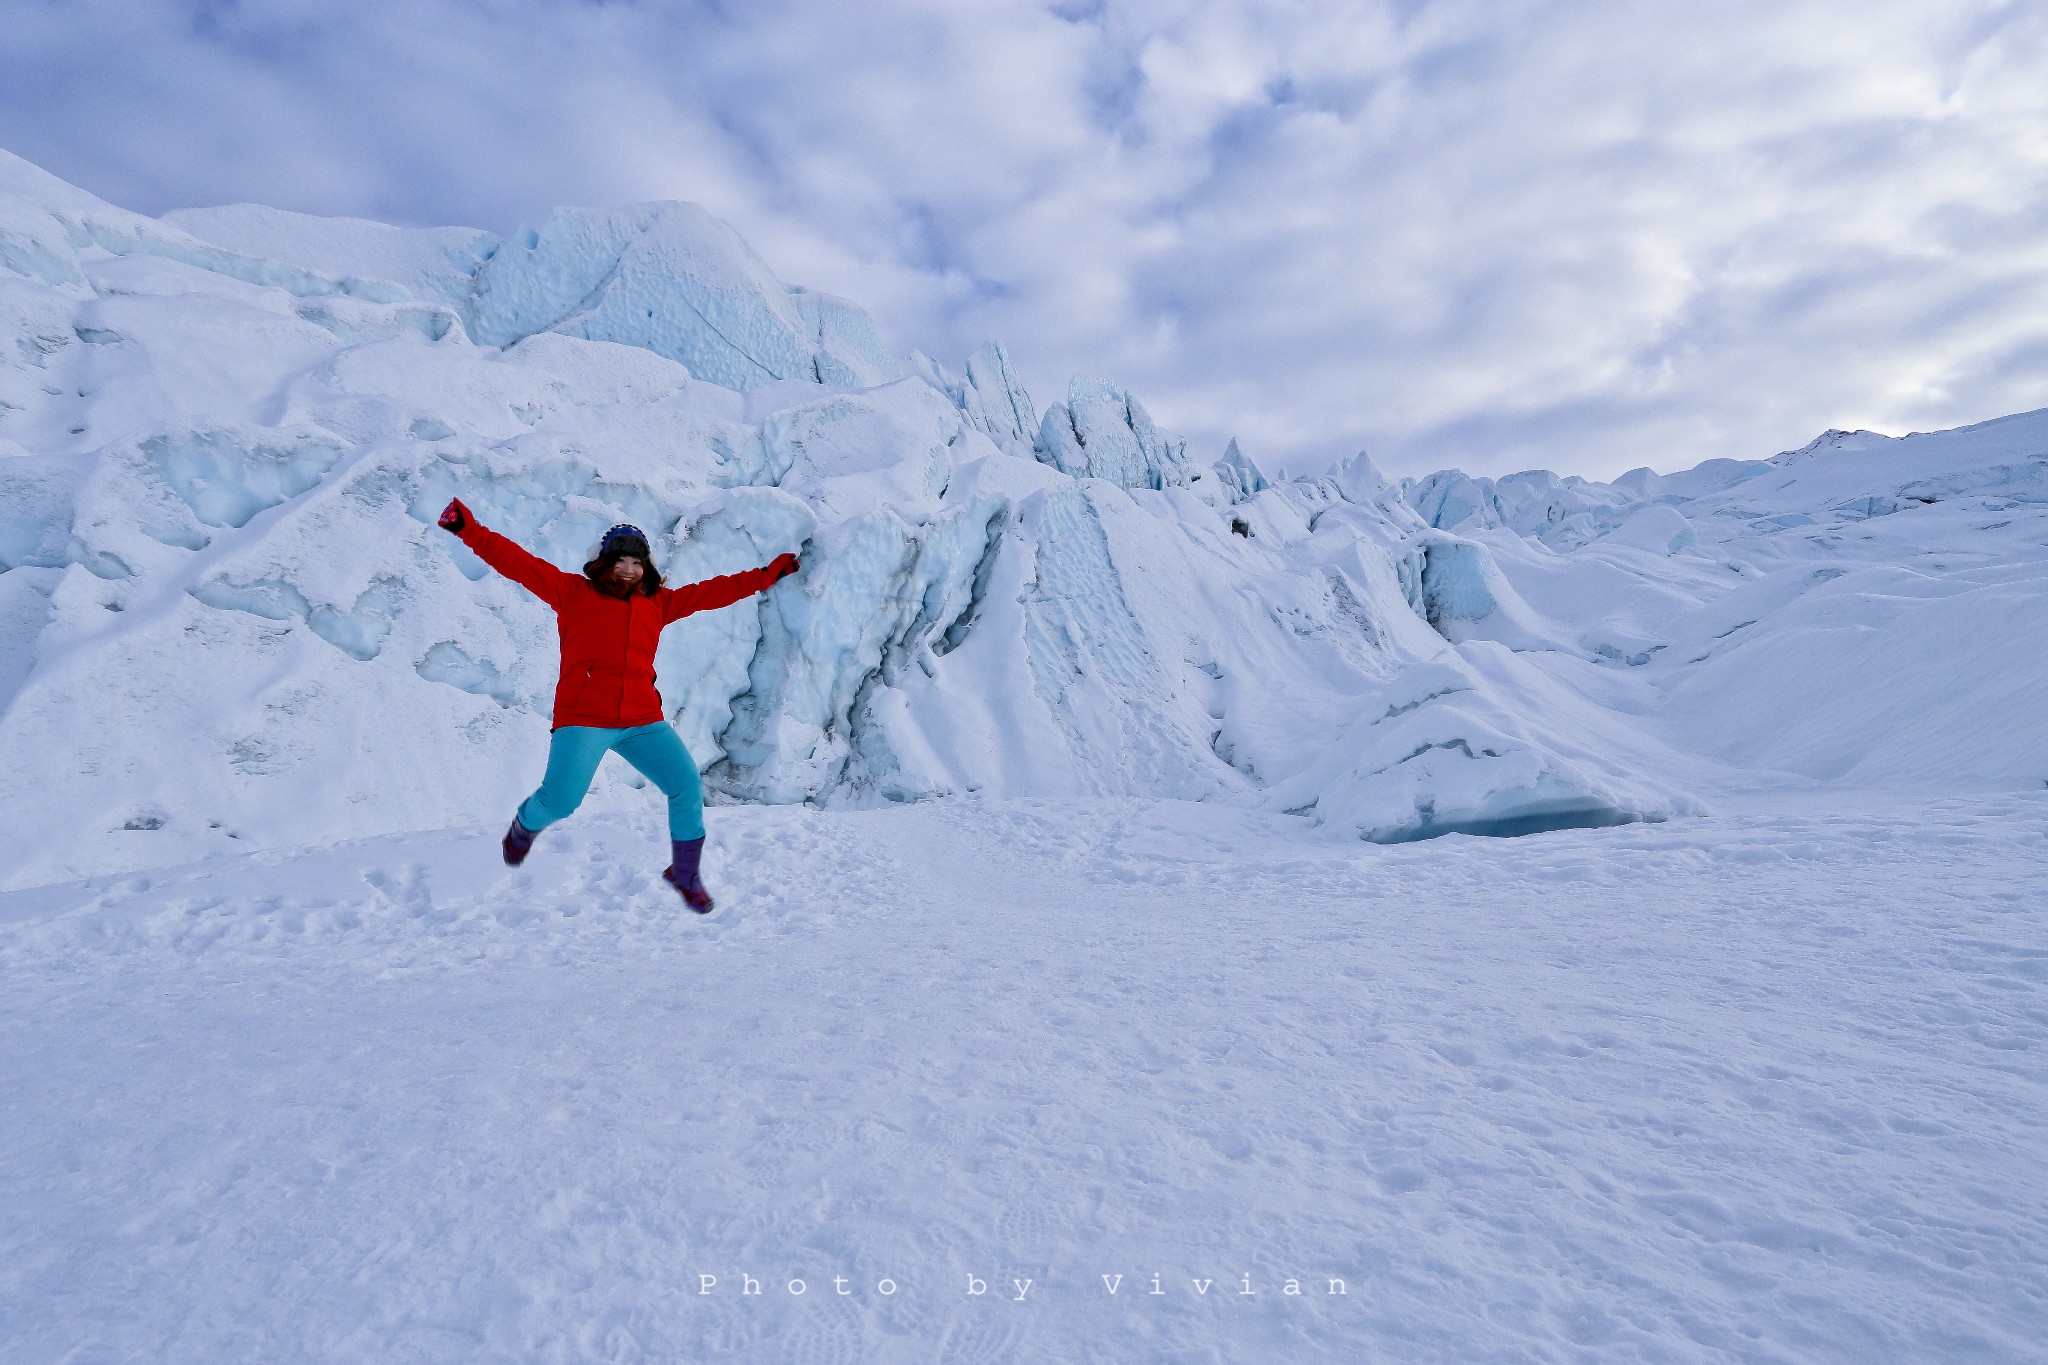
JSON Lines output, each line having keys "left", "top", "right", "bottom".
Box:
{"left": 502, "top": 815, "right": 537, "bottom": 866}
{"left": 663, "top": 836, "right": 714, "bottom": 913}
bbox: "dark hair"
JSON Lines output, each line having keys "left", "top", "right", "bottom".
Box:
{"left": 584, "top": 548, "right": 663, "bottom": 595}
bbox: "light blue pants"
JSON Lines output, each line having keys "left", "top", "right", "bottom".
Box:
{"left": 517, "top": 723, "right": 706, "bottom": 842}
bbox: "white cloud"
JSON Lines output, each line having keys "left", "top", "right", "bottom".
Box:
{"left": 4, "top": 0, "right": 2045, "bottom": 479}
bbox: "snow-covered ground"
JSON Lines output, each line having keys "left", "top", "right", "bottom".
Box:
{"left": 4, "top": 145, "right": 2048, "bottom": 1361}
{"left": 4, "top": 791, "right": 2045, "bottom": 1362}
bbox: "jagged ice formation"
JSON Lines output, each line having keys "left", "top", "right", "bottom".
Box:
{"left": 3, "top": 147, "right": 2044, "bottom": 889}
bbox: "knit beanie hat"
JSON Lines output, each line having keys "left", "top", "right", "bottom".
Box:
{"left": 598, "top": 524, "right": 651, "bottom": 560}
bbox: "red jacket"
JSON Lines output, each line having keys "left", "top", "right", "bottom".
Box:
{"left": 457, "top": 519, "right": 785, "bottom": 730}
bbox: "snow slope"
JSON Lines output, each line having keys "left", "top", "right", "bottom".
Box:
{"left": 1407, "top": 416, "right": 2048, "bottom": 793}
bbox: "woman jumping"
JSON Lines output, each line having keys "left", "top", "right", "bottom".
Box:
{"left": 438, "top": 497, "right": 798, "bottom": 912}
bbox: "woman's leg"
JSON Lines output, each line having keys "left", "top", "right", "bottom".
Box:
{"left": 517, "top": 726, "right": 616, "bottom": 832}
{"left": 611, "top": 722, "right": 706, "bottom": 841}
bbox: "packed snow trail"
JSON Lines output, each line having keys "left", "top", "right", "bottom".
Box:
{"left": 3, "top": 792, "right": 2045, "bottom": 1362}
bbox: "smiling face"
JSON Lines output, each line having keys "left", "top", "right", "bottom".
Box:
{"left": 606, "top": 555, "right": 647, "bottom": 590}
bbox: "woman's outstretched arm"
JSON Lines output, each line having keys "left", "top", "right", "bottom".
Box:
{"left": 439, "top": 499, "right": 577, "bottom": 610}
{"left": 660, "top": 552, "right": 800, "bottom": 624}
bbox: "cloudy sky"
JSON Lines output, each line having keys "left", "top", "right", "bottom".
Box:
{"left": 5, "top": 0, "right": 2046, "bottom": 480}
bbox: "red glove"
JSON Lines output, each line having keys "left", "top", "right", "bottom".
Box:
{"left": 767, "top": 552, "right": 800, "bottom": 583}
{"left": 439, "top": 498, "right": 471, "bottom": 534}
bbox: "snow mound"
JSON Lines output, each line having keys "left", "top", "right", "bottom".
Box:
{"left": 1407, "top": 459, "right": 1772, "bottom": 550}
{"left": 1405, "top": 466, "right": 1634, "bottom": 548}
{"left": 1034, "top": 375, "right": 1209, "bottom": 492}
{"left": 1597, "top": 504, "right": 1699, "bottom": 555}
{"left": 0, "top": 148, "right": 409, "bottom": 305}
{"left": 1404, "top": 532, "right": 1571, "bottom": 652}
{"left": 161, "top": 202, "right": 498, "bottom": 309}
{"left": 464, "top": 202, "right": 899, "bottom": 391}
{"left": 1213, "top": 438, "right": 1272, "bottom": 502}
{"left": 911, "top": 340, "right": 1039, "bottom": 459}
{"left": 500, "top": 332, "right": 696, "bottom": 408}
{"left": 1266, "top": 654, "right": 1695, "bottom": 842}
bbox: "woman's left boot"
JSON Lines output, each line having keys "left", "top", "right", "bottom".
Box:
{"left": 663, "top": 836, "right": 714, "bottom": 912}
{"left": 502, "top": 815, "right": 537, "bottom": 867}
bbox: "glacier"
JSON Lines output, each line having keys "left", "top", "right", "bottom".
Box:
{"left": 4, "top": 145, "right": 2048, "bottom": 1365}
{"left": 2, "top": 146, "right": 2046, "bottom": 892}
